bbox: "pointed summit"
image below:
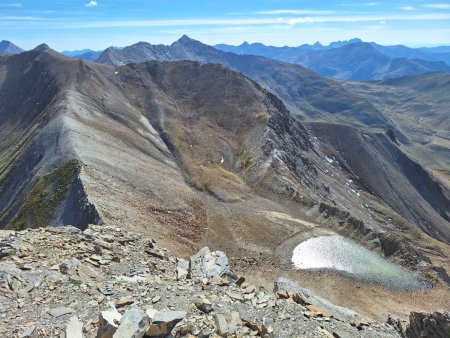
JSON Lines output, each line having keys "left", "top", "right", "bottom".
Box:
{"left": 178, "top": 34, "right": 192, "bottom": 42}
{"left": 312, "top": 41, "right": 324, "bottom": 50}
{"left": 174, "top": 35, "right": 199, "bottom": 46}
{"left": 0, "top": 40, "right": 24, "bottom": 55}
{"left": 32, "top": 43, "right": 51, "bottom": 52}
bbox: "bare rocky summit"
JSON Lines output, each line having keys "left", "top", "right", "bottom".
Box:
{"left": 2, "top": 225, "right": 439, "bottom": 338}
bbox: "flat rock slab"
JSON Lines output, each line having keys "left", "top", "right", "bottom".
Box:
{"left": 66, "top": 316, "right": 83, "bottom": 338}
{"left": 47, "top": 307, "right": 75, "bottom": 317}
{"left": 114, "top": 308, "right": 149, "bottom": 338}
{"left": 147, "top": 311, "right": 187, "bottom": 337}
{"left": 19, "top": 325, "right": 36, "bottom": 338}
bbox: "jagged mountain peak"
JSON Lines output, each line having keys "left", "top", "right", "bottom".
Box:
{"left": 32, "top": 43, "right": 51, "bottom": 52}
{"left": 0, "top": 40, "right": 24, "bottom": 55}
{"left": 172, "top": 34, "right": 204, "bottom": 47}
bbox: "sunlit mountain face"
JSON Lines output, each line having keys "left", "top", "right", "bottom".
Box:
{"left": 0, "top": 1, "right": 449, "bottom": 337}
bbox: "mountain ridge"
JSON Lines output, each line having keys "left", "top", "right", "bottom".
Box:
{"left": 215, "top": 40, "right": 450, "bottom": 81}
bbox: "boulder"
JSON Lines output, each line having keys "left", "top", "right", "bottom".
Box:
{"left": 66, "top": 316, "right": 83, "bottom": 338}
{"left": 19, "top": 325, "right": 36, "bottom": 338}
{"left": 195, "top": 297, "right": 213, "bottom": 313}
{"left": 176, "top": 259, "right": 189, "bottom": 280}
{"left": 0, "top": 234, "right": 17, "bottom": 259}
{"left": 214, "top": 312, "right": 241, "bottom": 336}
{"left": 113, "top": 308, "right": 149, "bottom": 338}
{"left": 59, "top": 258, "right": 81, "bottom": 274}
{"left": 189, "top": 247, "right": 230, "bottom": 279}
{"left": 97, "top": 306, "right": 122, "bottom": 338}
{"left": 405, "top": 310, "right": 450, "bottom": 338}
{"left": 146, "top": 311, "right": 187, "bottom": 337}
{"left": 274, "top": 277, "right": 360, "bottom": 321}
{"left": 116, "top": 296, "right": 134, "bottom": 307}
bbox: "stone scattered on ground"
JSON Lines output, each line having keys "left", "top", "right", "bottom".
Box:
{"left": 0, "top": 225, "right": 446, "bottom": 337}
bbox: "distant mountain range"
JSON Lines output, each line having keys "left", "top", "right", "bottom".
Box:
{"left": 3, "top": 38, "right": 450, "bottom": 81}
{"left": 61, "top": 48, "right": 104, "bottom": 62}
{"left": 2, "top": 36, "right": 450, "bottom": 174}
{"left": 95, "top": 35, "right": 391, "bottom": 129}
{"left": 215, "top": 40, "right": 450, "bottom": 81}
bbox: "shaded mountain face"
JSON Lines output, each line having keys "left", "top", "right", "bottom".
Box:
{"left": 96, "top": 36, "right": 390, "bottom": 129}
{"left": 371, "top": 43, "right": 450, "bottom": 67}
{"left": 340, "top": 72, "right": 450, "bottom": 181}
{"left": 178, "top": 35, "right": 449, "bottom": 180}
{"left": 1, "top": 46, "right": 450, "bottom": 288}
{"left": 308, "top": 122, "right": 450, "bottom": 242}
{"left": 215, "top": 41, "right": 450, "bottom": 81}
{"left": 0, "top": 40, "right": 24, "bottom": 55}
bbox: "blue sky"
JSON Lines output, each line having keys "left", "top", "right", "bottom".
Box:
{"left": 1, "top": 0, "right": 450, "bottom": 51}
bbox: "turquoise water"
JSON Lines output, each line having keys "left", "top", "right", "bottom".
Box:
{"left": 292, "top": 236, "right": 427, "bottom": 290}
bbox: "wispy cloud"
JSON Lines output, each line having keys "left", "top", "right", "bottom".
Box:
{"left": 1, "top": 2, "right": 23, "bottom": 7}
{"left": 85, "top": 1, "right": 97, "bottom": 7}
{"left": 0, "top": 15, "right": 44, "bottom": 21}
{"left": 47, "top": 13, "right": 450, "bottom": 29}
{"left": 423, "top": 3, "right": 450, "bottom": 9}
{"left": 255, "top": 9, "right": 332, "bottom": 15}
{"left": 400, "top": 6, "right": 416, "bottom": 11}
{"left": 339, "top": 2, "right": 379, "bottom": 7}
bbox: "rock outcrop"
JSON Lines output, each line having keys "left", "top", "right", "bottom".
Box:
{"left": 405, "top": 311, "right": 450, "bottom": 338}
{"left": 0, "top": 226, "right": 408, "bottom": 337}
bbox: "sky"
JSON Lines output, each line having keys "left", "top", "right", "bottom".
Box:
{"left": 1, "top": 0, "right": 450, "bottom": 51}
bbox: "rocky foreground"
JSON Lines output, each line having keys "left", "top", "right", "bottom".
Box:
{"left": 0, "top": 226, "right": 448, "bottom": 338}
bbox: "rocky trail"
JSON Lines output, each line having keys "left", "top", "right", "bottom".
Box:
{"left": 1, "top": 226, "right": 448, "bottom": 338}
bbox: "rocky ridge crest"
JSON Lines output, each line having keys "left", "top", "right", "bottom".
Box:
{"left": 1, "top": 226, "right": 448, "bottom": 338}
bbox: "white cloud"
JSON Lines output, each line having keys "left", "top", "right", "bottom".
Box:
{"left": 400, "top": 6, "right": 416, "bottom": 11}
{"left": 423, "top": 3, "right": 450, "bottom": 9}
{"left": 85, "top": 1, "right": 97, "bottom": 7}
{"left": 255, "top": 10, "right": 332, "bottom": 15}
{"left": 50, "top": 13, "right": 450, "bottom": 29}
{"left": 379, "top": 20, "right": 387, "bottom": 24}
{"left": 1, "top": 3, "right": 23, "bottom": 6}
{"left": 339, "top": 2, "right": 379, "bottom": 7}
{"left": 0, "top": 15, "right": 44, "bottom": 20}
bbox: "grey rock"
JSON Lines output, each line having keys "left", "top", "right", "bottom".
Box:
{"left": 147, "top": 311, "right": 186, "bottom": 337}
{"left": 19, "top": 325, "right": 36, "bottom": 338}
{"left": 274, "top": 277, "right": 360, "bottom": 321}
{"left": 405, "top": 310, "right": 450, "bottom": 338}
{"left": 176, "top": 259, "right": 188, "bottom": 280}
{"left": 47, "top": 306, "right": 75, "bottom": 317}
{"left": 66, "top": 315, "right": 83, "bottom": 338}
{"left": 189, "top": 247, "right": 230, "bottom": 279}
{"left": 195, "top": 297, "right": 213, "bottom": 313}
{"left": 0, "top": 235, "right": 17, "bottom": 259}
{"left": 59, "top": 258, "right": 81, "bottom": 274}
{"left": 214, "top": 312, "right": 241, "bottom": 336}
{"left": 48, "top": 225, "right": 82, "bottom": 234}
{"left": 113, "top": 308, "right": 149, "bottom": 338}
{"left": 97, "top": 305, "right": 122, "bottom": 338}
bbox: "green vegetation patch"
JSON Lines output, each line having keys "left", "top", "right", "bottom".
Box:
{"left": 237, "top": 149, "right": 253, "bottom": 169}
{"left": 256, "top": 112, "right": 269, "bottom": 121}
{"left": 8, "top": 159, "right": 82, "bottom": 231}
